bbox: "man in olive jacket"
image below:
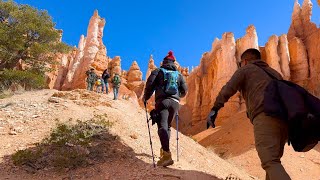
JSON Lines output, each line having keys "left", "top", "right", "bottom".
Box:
{"left": 207, "top": 49, "right": 291, "bottom": 180}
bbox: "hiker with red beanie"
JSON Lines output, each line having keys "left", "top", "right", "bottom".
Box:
{"left": 143, "top": 51, "right": 188, "bottom": 167}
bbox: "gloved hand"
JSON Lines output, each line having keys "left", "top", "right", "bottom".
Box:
{"left": 207, "top": 107, "right": 218, "bottom": 129}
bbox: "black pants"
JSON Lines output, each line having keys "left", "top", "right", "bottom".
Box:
{"left": 155, "top": 98, "right": 179, "bottom": 152}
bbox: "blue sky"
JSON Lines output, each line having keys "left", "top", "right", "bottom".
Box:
{"left": 14, "top": 0, "right": 320, "bottom": 79}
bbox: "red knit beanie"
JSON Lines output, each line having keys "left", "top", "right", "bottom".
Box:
{"left": 165, "top": 50, "right": 176, "bottom": 61}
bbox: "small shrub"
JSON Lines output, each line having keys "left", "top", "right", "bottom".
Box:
{"left": 12, "top": 114, "right": 116, "bottom": 171}
{"left": 52, "top": 147, "right": 88, "bottom": 169}
{"left": 0, "top": 69, "right": 46, "bottom": 92}
{"left": 43, "top": 115, "right": 112, "bottom": 147}
{"left": 12, "top": 148, "right": 43, "bottom": 166}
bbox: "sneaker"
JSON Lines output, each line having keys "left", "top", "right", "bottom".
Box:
{"left": 157, "top": 151, "right": 174, "bottom": 167}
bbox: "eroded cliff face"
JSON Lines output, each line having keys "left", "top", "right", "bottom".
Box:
{"left": 46, "top": 48, "right": 77, "bottom": 90}
{"left": 179, "top": 0, "right": 320, "bottom": 135}
{"left": 235, "top": 25, "right": 259, "bottom": 62}
{"left": 51, "top": 11, "right": 109, "bottom": 90}
{"left": 49, "top": 10, "right": 143, "bottom": 103}
{"left": 61, "top": 35, "right": 86, "bottom": 90}
{"left": 50, "top": 0, "right": 319, "bottom": 137}
{"left": 180, "top": 32, "right": 243, "bottom": 134}
{"left": 70, "top": 10, "right": 107, "bottom": 89}
{"left": 288, "top": 0, "right": 320, "bottom": 95}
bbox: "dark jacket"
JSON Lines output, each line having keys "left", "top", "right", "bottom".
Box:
{"left": 144, "top": 60, "right": 188, "bottom": 103}
{"left": 213, "top": 60, "right": 283, "bottom": 121}
{"left": 264, "top": 79, "right": 320, "bottom": 152}
{"left": 102, "top": 69, "right": 110, "bottom": 81}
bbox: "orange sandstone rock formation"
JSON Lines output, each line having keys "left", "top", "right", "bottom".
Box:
{"left": 179, "top": 0, "right": 320, "bottom": 135}
{"left": 71, "top": 10, "right": 107, "bottom": 89}
{"left": 288, "top": 0, "right": 320, "bottom": 95}
{"left": 54, "top": 10, "right": 108, "bottom": 91}
{"left": 126, "top": 61, "right": 144, "bottom": 98}
{"left": 145, "top": 55, "right": 157, "bottom": 80}
{"left": 180, "top": 32, "right": 240, "bottom": 135}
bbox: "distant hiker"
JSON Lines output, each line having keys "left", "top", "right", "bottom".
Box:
{"left": 95, "top": 76, "right": 103, "bottom": 93}
{"left": 112, "top": 72, "right": 121, "bottom": 100}
{"left": 102, "top": 69, "right": 110, "bottom": 94}
{"left": 143, "top": 50, "right": 188, "bottom": 167}
{"left": 206, "top": 49, "right": 291, "bottom": 180}
{"left": 85, "top": 67, "right": 98, "bottom": 91}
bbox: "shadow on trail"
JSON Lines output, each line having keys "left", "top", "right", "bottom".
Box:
{"left": 0, "top": 127, "right": 223, "bottom": 180}
{"left": 314, "top": 144, "right": 320, "bottom": 153}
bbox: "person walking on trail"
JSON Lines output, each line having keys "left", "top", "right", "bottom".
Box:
{"left": 85, "top": 67, "right": 98, "bottom": 91}
{"left": 207, "top": 48, "right": 291, "bottom": 180}
{"left": 95, "top": 76, "right": 103, "bottom": 93}
{"left": 143, "top": 50, "right": 188, "bottom": 167}
{"left": 112, "top": 72, "right": 121, "bottom": 100}
{"left": 102, "top": 69, "right": 110, "bottom": 94}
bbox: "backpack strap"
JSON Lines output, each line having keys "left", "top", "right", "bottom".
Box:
{"left": 252, "top": 63, "right": 280, "bottom": 80}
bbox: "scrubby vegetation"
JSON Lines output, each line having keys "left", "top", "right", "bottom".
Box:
{"left": 0, "top": 69, "right": 45, "bottom": 92}
{"left": 12, "top": 114, "right": 118, "bottom": 172}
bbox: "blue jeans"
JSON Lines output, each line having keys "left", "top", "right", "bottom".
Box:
{"left": 103, "top": 80, "right": 109, "bottom": 94}
{"left": 96, "top": 85, "right": 102, "bottom": 93}
{"left": 87, "top": 82, "right": 94, "bottom": 91}
{"left": 100, "top": 80, "right": 105, "bottom": 92}
{"left": 113, "top": 87, "right": 119, "bottom": 100}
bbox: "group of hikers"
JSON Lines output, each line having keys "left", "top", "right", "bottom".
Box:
{"left": 141, "top": 49, "right": 319, "bottom": 180}
{"left": 85, "top": 68, "right": 121, "bottom": 100}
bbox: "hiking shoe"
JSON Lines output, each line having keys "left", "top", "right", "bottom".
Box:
{"left": 157, "top": 151, "right": 174, "bottom": 167}
{"left": 160, "top": 148, "right": 164, "bottom": 158}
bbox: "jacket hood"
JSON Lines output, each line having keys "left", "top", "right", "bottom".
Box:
{"left": 250, "top": 60, "right": 270, "bottom": 68}
{"left": 160, "top": 60, "right": 178, "bottom": 71}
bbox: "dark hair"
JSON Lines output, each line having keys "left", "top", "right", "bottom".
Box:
{"left": 241, "top": 48, "right": 261, "bottom": 61}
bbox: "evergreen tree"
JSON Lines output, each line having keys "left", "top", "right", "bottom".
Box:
{"left": 0, "top": 0, "right": 71, "bottom": 74}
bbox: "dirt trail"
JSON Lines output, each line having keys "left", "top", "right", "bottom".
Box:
{"left": 193, "top": 111, "right": 320, "bottom": 180}
{"left": 0, "top": 90, "right": 253, "bottom": 180}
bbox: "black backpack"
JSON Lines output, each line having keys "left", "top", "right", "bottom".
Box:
{"left": 256, "top": 64, "right": 319, "bottom": 152}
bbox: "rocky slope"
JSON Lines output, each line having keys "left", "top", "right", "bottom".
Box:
{"left": 0, "top": 90, "right": 253, "bottom": 180}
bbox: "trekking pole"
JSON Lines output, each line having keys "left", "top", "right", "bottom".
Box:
{"left": 176, "top": 112, "right": 179, "bottom": 162}
{"left": 144, "top": 103, "right": 156, "bottom": 168}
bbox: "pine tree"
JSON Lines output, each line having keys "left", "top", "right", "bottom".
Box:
{"left": 0, "top": 0, "right": 71, "bottom": 74}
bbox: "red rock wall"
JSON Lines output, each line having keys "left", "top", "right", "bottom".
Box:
{"left": 288, "top": 0, "right": 320, "bottom": 96}
{"left": 180, "top": 0, "right": 320, "bottom": 135}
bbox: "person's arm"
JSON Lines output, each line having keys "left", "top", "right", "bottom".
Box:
{"left": 213, "top": 69, "right": 245, "bottom": 110}
{"left": 178, "top": 74, "right": 188, "bottom": 98}
{"left": 143, "top": 69, "right": 159, "bottom": 101}
{"left": 207, "top": 69, "right": 245, "bottom": 128}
